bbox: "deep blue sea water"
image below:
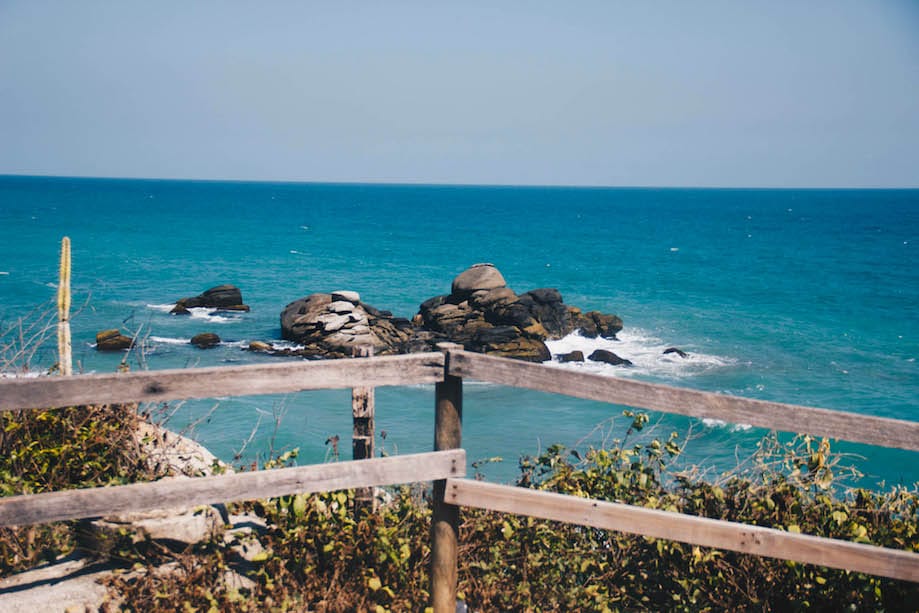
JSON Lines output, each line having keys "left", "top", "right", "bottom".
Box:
{"left": 1, "top": 176, "right": 917, "bottom": 488}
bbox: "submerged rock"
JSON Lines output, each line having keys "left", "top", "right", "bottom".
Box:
{"left": 664, "top": 347, "right": 689, "bottom": 358}
{"left": 588, "top": 349, "right": 632, "bottom": 367}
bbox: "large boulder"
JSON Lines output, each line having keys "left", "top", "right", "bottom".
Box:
{"left": 191, "top": 332, "right": 221, "bottom": 348}
{"left": 450, "top": 263, "right": 507, "bottom": 301}
{"left": 96, "top": 329, "right": 133, "bottom": 351}
{"left": 173, "top": 285, "right": 250, "bottom": 313}
{"left": 280, "top": 291, "right": 412, "bottom": 358}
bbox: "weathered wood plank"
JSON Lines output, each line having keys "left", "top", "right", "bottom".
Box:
{"left": 446, "top": 478, "right": 919, "bottom": 583}
{"left": 0, "top": 353, "right": 445, "bottom": 411}
{"left": 0, "top": 450, "right": 466, "bottom": 527}
{"left": 447, "top": 350, "right": 919, "bottom": 452}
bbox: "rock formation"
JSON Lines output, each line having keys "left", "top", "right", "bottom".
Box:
{"left": 191, "top": 332, "right": 221, "bottom": 348}
{"left": 588, "top": 349, "right": 633, "bottom": 367}
{"left": 95, "top": 329, "right": 133, "bottom": 351}
{"left": 172, "top": 284, "right": 250, "bottom": 314}
{"left": 280, "top": 291, "right": 413, "bottom": 358}
{"left": 275, "top": 264, "right": 625, "bottom": 362}
{"left": 412, "top": 264, "right": 622, "bottom": 362}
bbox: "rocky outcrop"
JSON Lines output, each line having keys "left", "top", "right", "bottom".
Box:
{"left": 191, "top": 332, "right": 221, "bottom": 348}
{"left": 273, "top": 265, "right": 624, "bottom": 362}
{"left": 412, "top": 264, "right": 622, "bottom": 362}
{"left": 172, "top": 284, "right": 250, "bottom": 314}
{"left": 95, "top": 329, "right": 133, "bottom": 351}
{"left": 280, "top": 291, "right": 413, "bottom": 358}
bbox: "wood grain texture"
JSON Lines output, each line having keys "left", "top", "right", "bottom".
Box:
{"left": 446, "top": 478, "right": 919, "bottom": 583}
{"left": 447, "top": 350, "right": 919, "bottom": 452}
{"left": 0, "top": 352, "right": 445, "bottom": 411}
{"left": 431, "top": 346, "right": 464, "bottom": 613}
{"left": 0, "top": 450, "right": 466, "bottom": 527}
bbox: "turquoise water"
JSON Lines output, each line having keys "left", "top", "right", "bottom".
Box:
{"left": 1, "top": 176, "right": 917, "bottom": 487}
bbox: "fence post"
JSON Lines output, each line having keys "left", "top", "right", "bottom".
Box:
{"left": 352, "top": 345, "right": 375, "bottom": 513}
{"left": 431, "top": 342, "right": 463, "bottom": 613}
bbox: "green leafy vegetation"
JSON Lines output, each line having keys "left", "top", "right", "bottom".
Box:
{"left": 0, "top": 402, "right": 162, "bottom": 574}
{"left": 103, "top": 413, "right": 918, "bottom": 612}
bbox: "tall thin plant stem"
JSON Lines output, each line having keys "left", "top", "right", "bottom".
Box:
{"left": 57, "top": 237, "right": 72, "bottom": 376}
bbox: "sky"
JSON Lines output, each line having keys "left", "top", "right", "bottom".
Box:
{"left": 1, "top": 1, "right": 917, "bottom": 188}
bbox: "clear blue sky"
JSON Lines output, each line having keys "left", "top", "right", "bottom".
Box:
{"left": 1, "top": 1, "right": 917, "bottom": 187}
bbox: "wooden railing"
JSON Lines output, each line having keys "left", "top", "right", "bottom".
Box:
{"left": 0, "top": 346, "right": 917, "bottom": 612}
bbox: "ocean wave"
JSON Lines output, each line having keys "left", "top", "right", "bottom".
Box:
{"left": 149, "top": 336, "right": 189, "bottom": 345}
{"left": 544, "top": 329, "right": 734, "bottom": 381}
{"left": 147, "top": 304, "right": 242, "bottom": 324}
{"left": 702, "top": 418, "right": 753, "bottom": 432}
{"left": 146, "top": 303, "right": 176, "bottom": 313}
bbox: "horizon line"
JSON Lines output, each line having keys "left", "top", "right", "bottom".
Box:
{"left": 1, "top": 172, "right": 917, "bottom": 191}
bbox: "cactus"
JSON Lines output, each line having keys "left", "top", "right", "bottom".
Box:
{"left": 57, "top": 236, "right": 72, "bottom": 376}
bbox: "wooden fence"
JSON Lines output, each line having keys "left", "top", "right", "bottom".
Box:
{"left": 0, "top": 345, "right": 917, "bottom": 612}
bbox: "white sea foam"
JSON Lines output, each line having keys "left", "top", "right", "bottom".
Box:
{"left": 146, "top": 303, "right": 176, "bottom": 313}
{"left": 702, "top": 418, "right": 752, "bottom": 432}
{"left": 188, "top": 308, "right": 238, "bottom": 324}
{"left": 544, "top": 328, "right": 734, "bottom": 381}
{"left": 0, "top": 271, "right": 9, "bottom": 276}
{"left": 147, "top": 304, "right": 241, "bottom": 324}
{"left": 149, "top": 336, "right": 189, "bottom": 345}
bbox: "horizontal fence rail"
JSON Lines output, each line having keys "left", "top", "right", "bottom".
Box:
{"left": 447, "top": 350, "right": 919, "bottom": 452}
{"left": 446, "top": 478, "right": 919, "bottom": 583}
{"left": 0, "top": 450, "right": 465, "bottom": 527}
{"left": 0, "top": 352, "right": 445, "bottom": 411}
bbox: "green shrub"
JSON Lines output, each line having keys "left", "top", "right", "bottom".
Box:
{"left": 0, "top": 403, "right": 158, "bottom": 574}
{"left": 107, "top": 412, "right": 919, "bottom": 611}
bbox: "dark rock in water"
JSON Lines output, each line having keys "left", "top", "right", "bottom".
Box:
{"left": 558, "top": 350, "right": 585, "bottom": 363}
{"left": 170, "top": 304, "right": 191, "bottom": 315}
{"left": 569, "top": 309, "right": 623, "bottom": 339}
{"left": 191, "top": 333, "right": 221, "bottom": 348}
{"left": 472, "top": 326, "right": 550, "bottom": 362}
{"left": 247, "top": 341, "right": 273, "bottom": 353}
{"left": 663, "top": 347, "right": 689, "bottom": 359}
{"left": 174, "top": 284, "right": 249, "bottom": 312}
{"left": 450, "top": 263, "right": 507, "bottom": 301}
{"left": 96, "top": 329, "right": 133, "bottom": 351}
{"left": 409, "top": 263, "right": 623, "bottom": 361}
{"left": 518, "top": 289, "right": 568, "bottom": 337}
{"left": 588, "top": 349, "right": 632, "bottom": 366}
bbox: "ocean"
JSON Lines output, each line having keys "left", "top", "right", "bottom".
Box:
{"left": 0, "top": 175, "right": 916, "bottom": 488}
